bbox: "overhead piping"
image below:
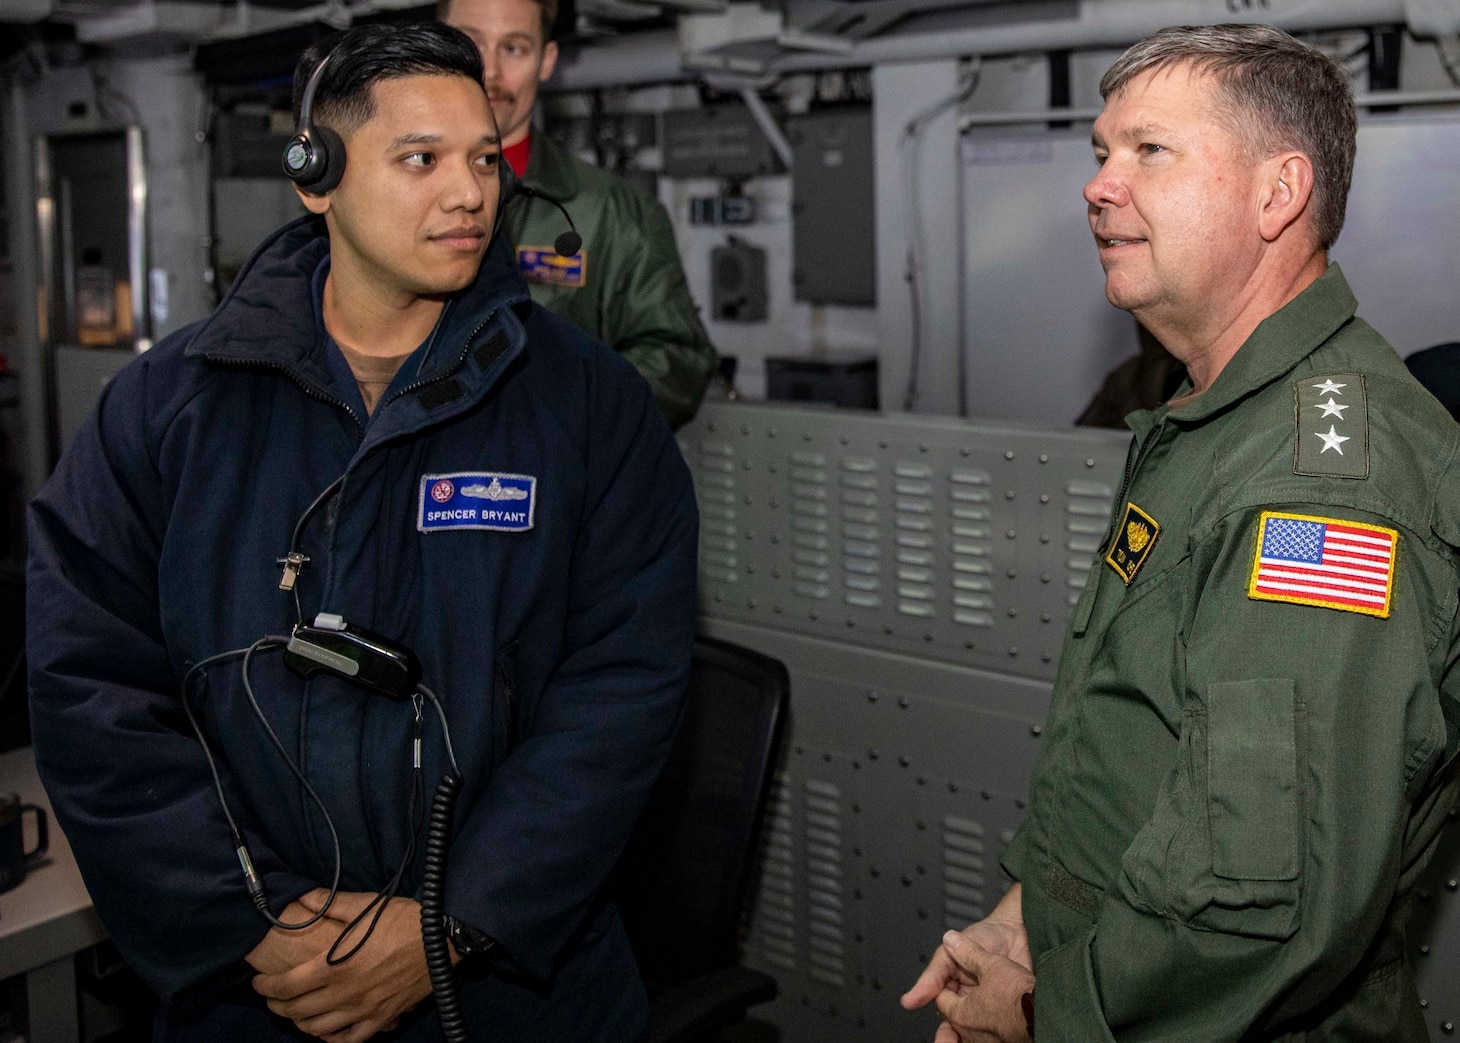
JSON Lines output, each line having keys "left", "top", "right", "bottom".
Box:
{"left": 551, "top": 0, "right": 1420, "bottom": 89}
{"left": 773, "top": 0, "right": 1412, "bottom": 71}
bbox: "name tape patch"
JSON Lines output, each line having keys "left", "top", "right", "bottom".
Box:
{"left": 1247, "top": 511, "right": 1397, "bottom": 618}
{"left": 1105, "top": 502, "right": 1161, "bottom": 585}
{"left": 517, "top": 246, "right": 586, "bottom": 288}
{"left": 418, "top": 473, "right": 536, "bottom": 533}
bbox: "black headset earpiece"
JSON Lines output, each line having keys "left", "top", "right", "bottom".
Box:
{"left": 283, "top": 52, "right": 346, "bottom": 195}
{"left": 501, "top": 167, "right": 582, "bottom": 257}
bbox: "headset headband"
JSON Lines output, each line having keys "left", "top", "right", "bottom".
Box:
{"left": 297, "top": 50, "right": 332, "bottom": 130}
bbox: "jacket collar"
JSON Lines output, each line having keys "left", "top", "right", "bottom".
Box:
{"left": 521, "top": 131, "right": 579, "bottom": 202}
{"left": 182, "top": 216, "right": 532, "bottom": 428}
{"left": 1165, "top": 263, "right": 1358, "bottom": 425}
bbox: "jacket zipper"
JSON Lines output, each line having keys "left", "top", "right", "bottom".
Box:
{"left": 210, "top": 308, "right": 500, "bottom": 430}
{"left": 383, "top": 312, "right": 497, "bottom": 409}
{"left": 206, "top": 354, "right": 366, "bottom": 436}
{"left": 1102, "top": 415, "right": 1167, "bottom": 561}
{"left": 1113, "top": 417, "right": 1165, "bottom": 521}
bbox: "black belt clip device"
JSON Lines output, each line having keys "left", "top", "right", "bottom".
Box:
{"left": 284, "top": 613, "right": 422, "bottom": 701}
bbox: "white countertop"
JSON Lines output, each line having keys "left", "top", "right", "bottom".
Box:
{"left": 0, "top": 746, "right": 107, "bottom": 981}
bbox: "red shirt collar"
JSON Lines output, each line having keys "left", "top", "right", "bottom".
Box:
{"left": 504, "top": 132, "right": 532, "bottom": 178}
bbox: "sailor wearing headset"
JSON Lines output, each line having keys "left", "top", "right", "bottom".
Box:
{"left": 27, "top": 21, "right": 695, "bottom": 1043}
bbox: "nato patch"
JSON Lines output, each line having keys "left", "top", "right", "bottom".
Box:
{"left": 1294, "top": 373, "right": 1368, "bottom": 479}
{"left": 1105, "top": 502, "right": 1161, "bottom": 585}
{"left": 516, "top": 246, "right": 586, "bottom": 288}
{"left": 418, "top": 472, "right": 536, "bottom": 533}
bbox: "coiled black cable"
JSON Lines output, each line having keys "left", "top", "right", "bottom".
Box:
{"left": 420, "top": 770, "right": 466, "bottom": 1043}
{"left": 416, "top": 684, "right": 468, "bottom": 1042}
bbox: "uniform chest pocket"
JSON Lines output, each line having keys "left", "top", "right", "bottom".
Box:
{"left": 1208, "top": 677, "right": 1301, "bottom": 881}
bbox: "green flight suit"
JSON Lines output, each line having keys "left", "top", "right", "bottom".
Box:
{"left": 500, "top": 132, "right": 717, "bottom": 429}
{"left": 1001, "top": 265, "right": 1460, "bottom": 1041}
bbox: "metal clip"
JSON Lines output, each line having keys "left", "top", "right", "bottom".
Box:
{"left": 276, "top": 551, "right": 310, "bottom": 592}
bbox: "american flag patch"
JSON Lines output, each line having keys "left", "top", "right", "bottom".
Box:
{"left": 1248, "top": 511, "right": 1398, "bottom": 618}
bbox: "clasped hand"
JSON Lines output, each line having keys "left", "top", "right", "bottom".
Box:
{"left": 247, "top": 888, "right": 447, "bottom": 1043}
{"left": 901, "top": 883, "right": 1036, "bottom": 1043}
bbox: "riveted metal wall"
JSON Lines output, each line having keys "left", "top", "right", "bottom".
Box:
{"left": 1412, "top": 812, "right": 1460, "bottom": 1040}
{"left": 683, "top": 401, "right": 1460, "bottom": 1042}
{"left": 685, "top": 402, "right": 1130, "bottom": 679}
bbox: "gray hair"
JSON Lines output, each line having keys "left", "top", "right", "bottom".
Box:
{"left": 1100, "top": 24, "right": 1356, "bottom": 250}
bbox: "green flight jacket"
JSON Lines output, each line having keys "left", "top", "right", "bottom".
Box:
{"left": 500, "top": 133, "right": 717, "bottom": 429}
{"left": 1002, "top": 266, "right": 1460, "bottom": 1042}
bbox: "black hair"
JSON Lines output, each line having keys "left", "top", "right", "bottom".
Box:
{"left": 291, "top": 22, "right": 487, "bottom": 138}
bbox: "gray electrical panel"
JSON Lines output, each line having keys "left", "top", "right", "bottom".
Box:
{"left": 789, "top": 109, "right": 875, "bottom": 306}
{"left": 663, "top": 105, "right": 780, "bottom": 180}
{"left": 682, "top": 401, "right": 1460, "bottom": 1042}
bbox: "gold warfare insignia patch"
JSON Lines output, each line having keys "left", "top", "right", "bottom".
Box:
{"left": 1105, "top": 502, "right": 1161, "bottom": 585}
{"left": 516, "top": 246, "right": 586, "bottom": 288}
{"left": 1248, "top": 511, "right": 1397, "bottom": 618}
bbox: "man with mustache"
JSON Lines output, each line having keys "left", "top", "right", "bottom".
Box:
{"left": 904, "top": 23, "right": 1460, "bottom": 1043}
{"left": 441, "top": 0, "right": 717, "bottom": 430}
{"left": 28, "top": 22, "right": 696, "bottom": 1042}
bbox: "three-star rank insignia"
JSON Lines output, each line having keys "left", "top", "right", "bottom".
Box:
{"left": 1105, "top": 502, "right": 1161, "bottom": 585}
{"left": 1294, "top": 373, "right": 1369, "bottom": 479}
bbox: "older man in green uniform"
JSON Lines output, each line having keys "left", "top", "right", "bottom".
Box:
{"left": 904, "top": 24, "right": 1460, "bottom": 1043}
{"left": 440, "top": 0, "right": 716, "bottom": 429}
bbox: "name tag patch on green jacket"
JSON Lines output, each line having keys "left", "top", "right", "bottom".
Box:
{"left": 1294, "top": 374, "right": 1368, "bottom": 479}
{"left": 1248, "top": 511, "right": 1396, "bottom": 617}
{"left": 1105, "top": 502, "right": 1161, "bottom": 584}
{"left": 517, "top": 246, "right": 586, "bottom": 288}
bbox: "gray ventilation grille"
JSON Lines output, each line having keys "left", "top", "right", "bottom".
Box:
{"left": 698, "top": 438, "right": 740, "bottom": 586}
{"left": 942, "top": 814, "right": 987, "bottom": 931}
{"left": 683, "top": 404, "right": 1132, "bottom": 680}
{"left": 841, "top": 457, "right": 882, "bottom": 610}
{"left": 805, "top": 777, "right": 847, "bottom": 988}
{"left": 1063, "top": 479, "right": 1114, "bottom": 606}
{"left": 947, "top": 468, "right": 994, "bottom": 628}
{"left": 752, "top": 775, "right": 797, "bottom": 972}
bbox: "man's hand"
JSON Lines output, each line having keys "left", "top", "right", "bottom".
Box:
{"left": 245, "top": 891, "right": 350, "bottom": 976}
{"left": 902, "top": 882, "right": 1031, "bottom": 1012}
{"left": 251, "top": 891, "right": 435, "bottom": 1043}
{"left": 931, "top": 931, "right": 1035, "bottom": 1043}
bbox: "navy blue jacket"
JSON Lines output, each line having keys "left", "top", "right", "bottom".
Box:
{"left": 26, "top": 217, "right": 697, "bottom": 1028}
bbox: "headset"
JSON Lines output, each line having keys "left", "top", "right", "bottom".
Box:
{"left": 282, "top": 52, "right": 346, "bottom": 195}
{"left": 283, "top": 47, "right": 581, "bottom": 256}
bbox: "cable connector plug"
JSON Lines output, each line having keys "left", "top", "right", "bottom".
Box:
{"left": 234, "top": 835, "right": 267, "bottom": 908}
